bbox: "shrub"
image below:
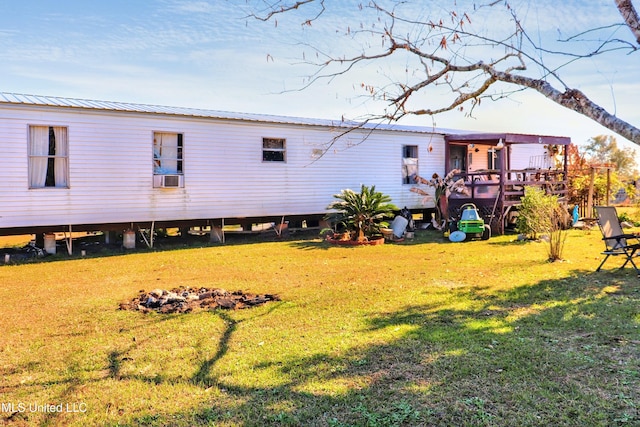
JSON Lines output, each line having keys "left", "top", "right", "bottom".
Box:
{"left": 516, "top": 186, "right": 568, "bottom": 261}
{"left": 617, "top": 210, "right": 640, "bottom": 227}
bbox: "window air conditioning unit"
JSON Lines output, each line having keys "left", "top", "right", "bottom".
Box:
{"left": 154, "top": 174, "right": 184, "bottom": 188}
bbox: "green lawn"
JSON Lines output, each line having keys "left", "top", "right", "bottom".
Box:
{"left": 0, "top": 229, "right": 638, "bottom": 426}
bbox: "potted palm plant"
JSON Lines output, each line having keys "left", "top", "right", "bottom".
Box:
{"left": 325, "top": 184, "right": 398, "bottom": 244}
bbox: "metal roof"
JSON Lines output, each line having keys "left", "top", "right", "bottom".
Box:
{"left": 0, "top": 92, "right": 455, "bottom": 134}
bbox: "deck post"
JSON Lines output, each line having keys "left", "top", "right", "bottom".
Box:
{"left": 563, "top": 143, "right": 569, "bottom": 191}
{"left": 498, "top": 140, "right": 507, "bottom": 234}
{"left": 606, "top": 168, "right": 611, "bottom": 205}
{"left": 444, "top": 140, "right": 449, "bottom": 174}
{"left": 587, "top": 167, "right": 596, "bottom": 218}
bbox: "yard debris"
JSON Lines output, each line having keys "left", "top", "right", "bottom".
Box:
{"left": 119, "top": 287, "right": 280, "bottom": 314}
{"left": 2, "top": 242, "right": 48, "bottom": 262}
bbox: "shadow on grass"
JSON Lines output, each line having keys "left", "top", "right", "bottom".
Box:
{"left": 0, "top": 230, "right": 322, "bottom": 266}
{"left": 7, "top": 265, "right": 636, "bottom": 426}
{"left": 114, "top": 269, "right": 640, "bottom": 426}
{"left": 288, "top": 239, "right": 334, "bottom": 251}
{"left": 191, "top": 310, "right": 238, "bottom": 387}
{"left": 288, "top": 230, "right": 453, "bottom": 251}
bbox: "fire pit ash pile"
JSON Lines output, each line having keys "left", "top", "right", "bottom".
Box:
{"left": 119, "top": 287, "right": 280, "bottom": 314}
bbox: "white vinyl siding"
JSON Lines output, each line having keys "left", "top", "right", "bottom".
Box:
{"left": 0, "top": 103, "right": 458, "bottom": 230}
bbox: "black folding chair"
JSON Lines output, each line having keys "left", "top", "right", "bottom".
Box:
{"left": 595, "top": 206, "right": 640, "bottom": 274}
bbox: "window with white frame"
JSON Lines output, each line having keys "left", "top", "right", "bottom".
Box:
{"left": 153, "top": 132, "right": 183, "bottom": 174}
{"left": 28, "top": 125, "right": 69, "bottom": 189}
{"left": 402, "top": 145, "right": 418, "bottom": 184}
{"left": 263, "top": 138, "right": 286, "bottom": 162}
{"left": 153, "top": 132, "right": 184, "bottom": 188}
{"left": 487, "top": 148, "right": 502, "bottom": 170}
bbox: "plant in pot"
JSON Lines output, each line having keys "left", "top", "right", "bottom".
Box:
{"left": 325, "top": 184, "right": 398, "bottom": 244}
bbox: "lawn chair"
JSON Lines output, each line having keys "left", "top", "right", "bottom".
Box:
{"left": 595, "top": 206, "right": 640, "bottom": 274}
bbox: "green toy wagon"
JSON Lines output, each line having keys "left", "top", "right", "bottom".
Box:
{"left": 449, "top": 203, "right": 491, "bottom": 241}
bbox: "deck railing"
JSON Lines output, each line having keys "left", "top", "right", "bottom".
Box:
{"left": 450, "top": 169, "right": 567, "bottom": 202}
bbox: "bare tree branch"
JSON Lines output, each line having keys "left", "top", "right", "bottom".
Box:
{"left": 490, "top": 70, "right": 640, "bottom": 144}
{"left": 249, "top": 0, "right": 325, "bottom": 24}
{"left": 249, "top": 0, "right": 640, "bottom": 145}
{"left": 616, "top": 0, "right": 640, "bottom": 45}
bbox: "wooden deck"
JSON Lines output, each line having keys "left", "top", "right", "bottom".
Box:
{"left": 443, "top": 132, "right": 571, "bottom": 235}
{"left": 448, "top": 168, "right": 568, "bottom": 234}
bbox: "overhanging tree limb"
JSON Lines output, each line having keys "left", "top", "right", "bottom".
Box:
{"left": 616, "top": 0, "right": 640, "bottom": 44}
{"left": 251, "top": 0, "right": 640, "bottom": 145}
{"left": 490, "top": 70, "right": 640, "bottom": 144}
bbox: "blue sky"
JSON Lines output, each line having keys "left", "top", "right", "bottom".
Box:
{"left": 1, "top": 0, "right": 639, "bottom": 156}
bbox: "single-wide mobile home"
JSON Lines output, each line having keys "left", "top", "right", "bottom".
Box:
{"left": 0, "top": 92, "right": 570, "bottom": 240}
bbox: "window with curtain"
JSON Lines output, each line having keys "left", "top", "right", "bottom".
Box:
{"left": 153, "top": 132, "right": 183, "bottom": 174}
{"left": 28, "top": 125, "right": 68, "bottom": 189}
{"left": 402, "top": 145, "right": 418, "bottom": 184}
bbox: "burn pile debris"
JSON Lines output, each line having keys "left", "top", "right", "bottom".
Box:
{"left": 119, "top": 287, "right": 280, "bottom": 314}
